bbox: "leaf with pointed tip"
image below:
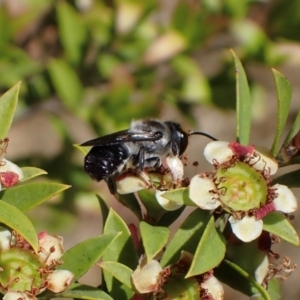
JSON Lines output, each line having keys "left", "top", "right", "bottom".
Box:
{"left": 271, "top": 69, "right": 292, "bottom": 156}
{"left": 0, "top": 82, "right": 20, "bottom": 139}
{"left": 140, "top": 221, "right": 170, "bottom": 262}
{"left": 276, "top": 108, "right": 300, "bottom": 166}
{"left": 263, "top": 212, "right": 299, "bottom": 246}
{"left": 102, "top": 209, "right": 138, "bottom": 299}
{"left": 97, "top": 194, "right": 109, "bottom": 230}
{"left": 231, "top": 50, "right": 252, "bottom": 145}
{"left": 20, "top": 167, "right": 47, "bottom": 182}
{"left": 186, "top": 216, "right": 225, "bottom": 277}
{"left": 0, "top": 182, "right": 70, "bottom": 212}
{"left": 0, "top": 201, "right": 38, "bottom": 252}
{"left": 98, "top": 261, "right": 134, "bottom": 290}
{"left": 74, "top": 143, "right": 89, "bottom": 155}
{"left": 160, "top": 209, "right": 211, "bottom": 268}
{"left": 57, "top": 233, "right": 120, "bottom": 281}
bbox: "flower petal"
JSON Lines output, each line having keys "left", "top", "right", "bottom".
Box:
{"left": 165, "top": 156, "right": 184, "bottom": 183}
{"left": 156, "top": 190, "right": 183, "bottom": 211}
{"left": 38, "top": 232, "right": 64, "bottom": 264}
{"left": 132, "top": 259, "right": 162, "bottom": 293}
{"left": 47, "top": 269, "right": 74, "bottom": 293}
{"left": 189, "top": 175, "right": 220, "bottom": 210}
{"left": 251, "top": 149, "right": 278, "bottom": 175}
{"left": 201, "top": 276, "right": 224, "bottom": 300}
{"left": 229, "top": 216, "right": 263, "bottom": 242}
{"left": 116, "top": 175, "right": 147, "bottom": 194}
{"left": 0, "top": 158, "right": 24, "bottom": 180}
{"left": 204, "top": 141, "right": 234, "bottom": 165}
{"left": 0, "top": 227, "right": 13, "bottom": 251}
{"left": 272, "top": 184, "right": 298, "bottom": 213}
{"left": 3, "top": 292, "right": 36, "bottom": 300}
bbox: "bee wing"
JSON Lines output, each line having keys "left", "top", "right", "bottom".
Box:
{"left": 81, "top": 129, "right": 162, "bottom": 147}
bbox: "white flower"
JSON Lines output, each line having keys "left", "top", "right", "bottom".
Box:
{"left": 132, "top": 259, "right": 162, "bottom": 293}
{"left": 115, "top": 174, "right": 147, "bottom": 194}
{"left": 0, "top": 227, "right": 13, "bottom": 251}
{"left": 0, "top": 158, "right": 23, "bottom": 190}
{"left": 229, "top": 216, "right": 263, "bottom": 242}
{"left": 165, "top": 156, "right": 184, "bottom": 183}
{"left": 201, "top": 275, "right": 224, "bottom": 300}
{"left": 47, "top": 270, "right": 74, "bottom": 293}
{"left": 37, "top": 231, "right": 64, "bottom": 264}
{"left": 189, "top": 141, "right": 298, "bottom": 242}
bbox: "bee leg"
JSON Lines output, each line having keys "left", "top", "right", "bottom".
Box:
{"left": 105, "top": 177, "right": 117, "bottom": 194}
{"left": 138, "top": 171, "right": 152, "bottom": 188}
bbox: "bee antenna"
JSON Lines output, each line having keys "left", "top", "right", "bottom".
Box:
{"left": 188, "top": 131, "right": 218, "bottom": 141}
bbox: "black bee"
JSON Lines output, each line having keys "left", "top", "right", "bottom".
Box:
{"left": 81, "top": 119, "right": 216, "bottom": 193}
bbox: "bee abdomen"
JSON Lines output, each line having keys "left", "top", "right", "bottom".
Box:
{"left": 84, "top": 144, "right": 129, "bottom": 182}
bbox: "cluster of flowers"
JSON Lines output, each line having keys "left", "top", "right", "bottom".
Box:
{"left": 0, "top": 141, "right": 74, "bottom": 300}
{"left": 115, "top": 140, "right": 298, "bottom": 299}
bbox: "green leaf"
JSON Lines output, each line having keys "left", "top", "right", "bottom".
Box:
{"left": 102, "top": 209, "right": 138, "bottom": 299}
{"left": 60, "top": 284, "right": 113, "bottom": 300}
{"left": 276, "top": 109, "right": 300, "bottom": 165}
{"left": 115, "top": 193, "right": 142, "bottom": 220}
{"left": 48, "top": 59, "right": 83, "bottom": 112}
{"left": 0, "top": 182, "right": 70, "bottom": 212}
{"left": 0, "top": 82, "right": 20, "bottom": 139}
{"left": 273, "top": 169, "right": 300, "bottom": 187}
{"left": 271, "top": 69, "right": 292, "bottom": 156}
{"left": 140, "top": 221, "right": 170, "bottom": 262}
{"left": 215, "top": 259, "right": 271, "bottom": 300}
{"left": 160, "top": 209, "right": 211, "bottom": 268}
{"left": 231, "top": 50, "right": 252, "bottom": 145}
{"left": 162, "top": 187, "right": 196, "bottom": 206}
{"left": 157, "top": 205, "right": 185, "bottom": 227}
{"left": 186, "top": 216, "right": 225, "bottom": 277}
{"left": 20, "top": 167, "right": 47, "bottom": 182}
{"left": 74, "top": 143, "right": 89, "bottom": 155}
{"left": 0, "top": 201, "right": 38, "bottom": 252}
{"left": 159, "top": 274, "right": 201, "bottom": 300}
{"left": 263, "top": 212, "right": 299, "bottom": 246}
{"left": 97, "top": 194, "right": 109, "bottom": 229}
{"left": 263, "top": 279, "right": 281, "bottom": 300}
{"left": 226, "top": 239, "right": 268, "bottom": 285}
{"left": 99, "top": 261, "right": 134, "bottom": 290}
{"left": 58, "top": 233, "right": 120, "bottom": 281}
{"left": 56, "top": 2, "right": 86, "bottom": 64}
{"left": 138, "top": 189, "right": 167, "bottom": 223}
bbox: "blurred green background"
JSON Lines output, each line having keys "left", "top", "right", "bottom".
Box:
{"left": 1, "top": 0, "right": 300, "bottom": 298}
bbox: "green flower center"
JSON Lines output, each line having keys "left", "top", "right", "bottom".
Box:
{"left": 215, "top": 161, "right": 268, "bottom": 211}
{"left": 0, "top": 248, "right": 45, "bottom": 294}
